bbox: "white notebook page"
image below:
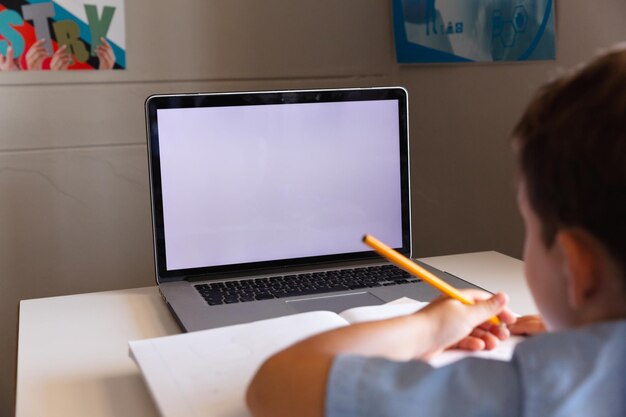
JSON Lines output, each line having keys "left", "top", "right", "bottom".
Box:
{"left": 130, "top": 300, "right": 521, "bottom": 417}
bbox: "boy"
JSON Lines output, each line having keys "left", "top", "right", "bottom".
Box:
{"left": 246, "top": 47, "right": 626, "bottom": 417}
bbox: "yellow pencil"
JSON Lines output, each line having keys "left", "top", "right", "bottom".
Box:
{"left": 362, "top": 234, "right": 501, "bottom": 326}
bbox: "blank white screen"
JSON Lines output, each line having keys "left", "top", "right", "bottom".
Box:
{"left": 157, "top": 99, "right": 404, "bottom": 270}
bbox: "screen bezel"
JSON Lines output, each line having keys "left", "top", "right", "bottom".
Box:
{"left": 146, "top": 87, "right": 411, "bottom": 283}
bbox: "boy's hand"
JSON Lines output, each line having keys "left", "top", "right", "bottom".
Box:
{"left": 416, "top": 290, "right": 516, "bottom": 359}
{"left": 508, "top": 314, "right": 546, "bottom": 336}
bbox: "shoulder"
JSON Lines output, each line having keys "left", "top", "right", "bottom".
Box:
{"left": 513, "top": 320, "right": 626, "bottom": 417}
{"left": 514, "top": 319, "right": 626, "bottom": 362}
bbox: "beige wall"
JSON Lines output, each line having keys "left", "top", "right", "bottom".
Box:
{"left": 1, "top": 1, "right": 625, "bottom": 415}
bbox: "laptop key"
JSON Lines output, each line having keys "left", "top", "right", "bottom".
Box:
{"left": 348, "top": 284, "right": 368, "bottom": 289}
{"left": 255, "top": 293, "right": 275, "bottom": 300}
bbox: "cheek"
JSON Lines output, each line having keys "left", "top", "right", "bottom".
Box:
{"left": 522, "top": 237, "right": 569, "bottom": 330}
{"left": 522, "top": 232, "right": 554, "bottom": 319}
{"left": 523, "top": 242, "right": 543, "bottom": 299}
{"left": 522, "top": 230, "right": 542, "bottom": 288}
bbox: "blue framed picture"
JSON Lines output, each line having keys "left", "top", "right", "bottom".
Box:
{"left": 393, "top": 0, "right": 556, "bottom": 63}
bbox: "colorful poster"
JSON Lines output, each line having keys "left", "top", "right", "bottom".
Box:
{"left": 393, "top": 0, "right": 556, "bottom": 63}
{"left": 0, "top": 0, "right": 125, "bottom": 71}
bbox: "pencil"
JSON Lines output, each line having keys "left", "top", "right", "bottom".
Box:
{"left": 362, "top": 234, "right": 501, "bottom": 326}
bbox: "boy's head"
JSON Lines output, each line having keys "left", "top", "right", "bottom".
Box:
{"left": 512, "top": 46, "right": 626, "bottom": 330}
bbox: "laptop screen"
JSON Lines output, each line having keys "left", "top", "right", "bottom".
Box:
{"left": 146, "top": 88, "right": 410, "bottom": 280}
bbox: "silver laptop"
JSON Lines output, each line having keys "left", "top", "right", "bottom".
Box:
{"left": 145, "top": 87, "right": 479, "bottom": 332}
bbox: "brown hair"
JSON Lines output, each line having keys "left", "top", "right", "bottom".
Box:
{"left": 512, "top": 47, "right": 626, "bottom": 273}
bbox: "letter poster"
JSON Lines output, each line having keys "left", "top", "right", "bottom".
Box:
{"left": 0, "top": 0, "right": 125, "bottom": 71}
{"left": 393, "top": 0, "right": 556, "bottom": 63}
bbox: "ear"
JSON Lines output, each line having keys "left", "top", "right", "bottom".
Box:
{"left": 555, "top": 229, "right": 599, "bottom": 308}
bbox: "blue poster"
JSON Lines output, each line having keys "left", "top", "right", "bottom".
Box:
{"left": 393, "top": 0, "right": 556, "bottom": 63}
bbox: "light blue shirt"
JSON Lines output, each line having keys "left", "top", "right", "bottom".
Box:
{"left": 327, "top": 320, "right": 626, "bottom": 417}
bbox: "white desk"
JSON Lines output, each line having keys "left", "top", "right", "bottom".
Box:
{"left": 16, "top": 251, "right": 536, "bottom": 417}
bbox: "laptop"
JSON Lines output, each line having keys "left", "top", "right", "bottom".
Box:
{"left": 145, "top": 87, "right": 479, "bottom": 332}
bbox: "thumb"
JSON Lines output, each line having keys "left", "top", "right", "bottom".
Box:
{"left": 466, "top": 292, "right": 508, "bottom": 326}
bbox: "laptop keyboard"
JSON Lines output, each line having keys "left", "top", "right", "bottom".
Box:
{"left": 194, "top": 265, "right": 420, "bottom": 306}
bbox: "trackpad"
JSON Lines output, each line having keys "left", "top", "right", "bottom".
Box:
{"left": 287, "top": 292, "right": 384, "bottom": 313}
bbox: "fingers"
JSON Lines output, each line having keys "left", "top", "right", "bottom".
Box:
{"left": 453, "top": 330, "right": 499, "bottom": 351}
{"left": 26, "top": 40, "right": 73, "bottom": 71}
{"left": 464, "top": 292, "right": 509, "bottom": 328}
{"left": 96, "top": 48, "right": 114, "bottom": 69}
{"left": 27, "top": 39, "right": 47, "bottom": 55}
{"left": 28, "top": 47, "right": 47, "bottom": 61}
{"left": 51, "top": 45, "right": 72, "bottom": 70}
{"left": 53, "top": 44, "right": 68, "bottom": 56}
{"left": 96, "top": 45, "right": 112, "bottom": 59}
{"left": 496, "top": 307, "right": 517, "bottom": 326}
{"left": 490, "top": 322, "right": 511, "bottom": 340}
{"left": 0, "top": 45, "right": 20, "bottom": 71}
{"left": 56, "top": 57, "right": 71, "bottom": 69}
{"left": 508, "top": 315, "right": 546, "bottom": 336}
{"left": 52, "top": 56, "right": 71, "bottom": 70}
{"left": 96, "top": 37, "right": 115, "bottom": 70}
{"left": 454, "top": 336, "right": 486, "bottom": 351}
{"left": 27, "top": 38, "right": 46, "bottom": 52}
{"left": 450, "top": 321, "right": 511, "bottom": 352}
{"left": 457, "top": 289, "right": 517, "bottom": 328}
{"left": 470, "top": 327, "right": 500, "bottom": 349}
{"left": 26, "top": 40, "right": 48, "bottom": 70}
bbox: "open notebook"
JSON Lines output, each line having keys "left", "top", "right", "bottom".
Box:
{"left": 129, "top": 299, "right": 522, "bottom": 417}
